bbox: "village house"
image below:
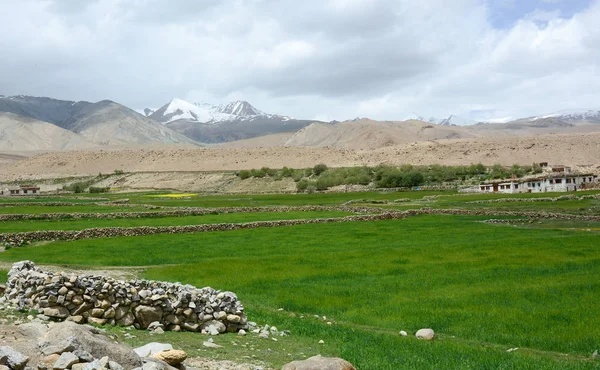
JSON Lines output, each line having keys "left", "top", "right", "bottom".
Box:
{"left": 478, "top": 166, "right": 597, "bottom": 194}
{"left": 1, "top": 185, "right": 41, "bottom": 196}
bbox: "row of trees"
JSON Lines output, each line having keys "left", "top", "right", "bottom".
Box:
{"left": 237, "top": 163, "right": 545, "bottom": 193}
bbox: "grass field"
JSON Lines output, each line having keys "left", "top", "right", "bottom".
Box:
{"left": 0, "top": 210, "right": 353, "bottom": 232}
{"left": 0, "top": 190, "right": 599, "bottom": 369}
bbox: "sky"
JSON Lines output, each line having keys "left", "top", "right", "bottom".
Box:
{"left": 0, "top": 0, "right": 598, "bottom": 122}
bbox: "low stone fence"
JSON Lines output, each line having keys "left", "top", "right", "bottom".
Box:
{"left": 408, "top": 208, "right": 600, "bottom": 221}
{"left": 0, "top": 199, "right": 133, "bottom": 208}
{"left": 0, "top": 205, "right": 378, "bottom": 222}
{"left": 4, "top": 261, "right": 247, "bottom": 333}
{"left": 0, "top": 212, "right": 405, "bottom": 246}
{"left": 2, "top": 208, "right": 598, "bottom": 247}
{"left": 466, "top": 194, "right": 600, "bottom": 204}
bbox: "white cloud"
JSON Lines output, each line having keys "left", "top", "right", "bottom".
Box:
{"left": 0, "top": 0, "right": 598, "bottom": 123}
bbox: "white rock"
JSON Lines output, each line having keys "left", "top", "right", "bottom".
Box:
{"left": 399, "top": 330, "right": 407, "bottom": 337}
{"left": 133, "top": 342, "right": 173, "bottom": 357}
{"left": 202, "top": 341, "right": 223, "bottom": 349}
{"left": 318, "top": 340, "right": 325, "bottom": 344}
{"left": 415, "top": 328, "right": 435, "bottom": 340}
{"left": 238, "top": 329, "right": 247, "bottom": 336}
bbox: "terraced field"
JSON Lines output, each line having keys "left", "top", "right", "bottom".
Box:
{"left": 0, "top": 190, "right": 599, "bottom": 369}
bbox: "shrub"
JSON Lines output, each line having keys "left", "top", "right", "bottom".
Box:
{"left": 313, "top": 163, "right": 328, "bottom": 176}
{"left": 280, "top": 167, "right": 294, "bottom": 178}
{"left": 261, "top": 167, "right": 277, "bottom": 177}
{"left": 296, "top": 179, "right": 309, "bottom": 192}
{"left": 238, "top": 170, "right": 251, "bottom": 180}
{"left": 250, "top": 168, "right": 266, "bottom": 178}
{"left": 114, "top": 169, "right": 124, "bottom": 175}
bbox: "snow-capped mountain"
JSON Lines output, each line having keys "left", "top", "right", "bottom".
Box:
{"left": 403, "top": 113, "right": 475, "bottom": 126}
{"left": 147, "top": 98, "right": 294, "bottom": 126}
{"left": 144, "top": 98, "right": 313, "bottom": 143}
{"left": 217, "top": 100, "right": 264, "bottom": 116}
{"left": 527, "top": 109, "right": 600, "bottom": 124}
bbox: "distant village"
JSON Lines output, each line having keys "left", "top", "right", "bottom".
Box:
{"left": 477, "top": 163, "right": 597, "bottom": 194}
{"left": 0, "top": 163, "right": 597, "bottom": 196}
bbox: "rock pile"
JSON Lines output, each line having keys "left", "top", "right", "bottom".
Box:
{"left": 3, "top": 261, "right": 247, "bottom": 333}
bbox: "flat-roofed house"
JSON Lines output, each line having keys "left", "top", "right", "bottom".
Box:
{"left": 1, "top": 185, "right": 41, "bottom": 196}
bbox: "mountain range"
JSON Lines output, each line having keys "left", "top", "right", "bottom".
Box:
{"left": 0, "top": 94, "right": 599, "bottom": 151}
{"left": 144, "top": 98, "right": 317, "bottom": 143}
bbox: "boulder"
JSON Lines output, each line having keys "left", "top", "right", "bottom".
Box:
{"left": 44, "top": 322, "right": 141, "bottom": 369}
{"left": 282, "top": 355, "right": 356, "bottom": 370}
{"left": 133, "top": 343, "right": 173, "bottom": 358}
{"left": 116, "top": 313, "right": 135, "bottom": 327}
{"left": 151, "top": 350, "right": 187, "bottom": 366}
{"left": 17, "top": 322, "right": 49, "bottom": 339}
{"left": 415, "top": 328, "right": 435, "bottom": 340}
{"left": 38, "top": 354, "right": 60, "bottom": 370}
{"left": 140, "top": 358, "right": 178, "bottom": 370}
{"left": 133, "top": 306, "right": 163, "bottom": 329}
{"left": 43, "top": 307, "right": 70, "bottom": 319}
{"left": 53, "top": 352, "right": 79, "bottom": 370}
{"left": 0, "top": 346, "right": 30, "bottom": 370}
{"left": 200, "top": 320, "right": 225, "bottom": 335}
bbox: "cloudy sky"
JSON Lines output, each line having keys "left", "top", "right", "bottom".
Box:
{"left": 0, "top": 0, "right": 598, "bottom": 122}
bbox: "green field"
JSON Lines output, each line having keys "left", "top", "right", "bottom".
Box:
{"left": 0, "top": 210, "right": 353, "bottom": 232}
{"left": 1, "top": 207, "right": 599, "bottom": 369}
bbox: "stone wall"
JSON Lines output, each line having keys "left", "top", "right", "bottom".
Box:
{"left": 2, "top": 208, "right": 598, "bottom": 247}
{"left": 4, "top": 261, "right": 247, "bottom": 334}
{"left": 465, "top": 194, "right": 600, "bottom": 204}
{"left": 0, "top": 212, "right": 404, "bottom": 246}
{"left": 0, "top": 199, "right": 133, "bottom": 208}
{"left": 0, "top": 205, "right": 377, "bottom": 222}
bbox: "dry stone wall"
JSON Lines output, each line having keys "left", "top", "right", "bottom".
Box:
{"left": 4, "top": 261, "right": 247, "bottom": 333}
{"left": 466, "top": 194, "right": 600, "bottom": 204}
{"left": 0, "top": 205, "right": 376, "bottom": 222}
{"left": 1, "top": 208, "right": 598, "bottom": 247}
{"left": 0, "top": 212, "right": 404, "bottom": 246}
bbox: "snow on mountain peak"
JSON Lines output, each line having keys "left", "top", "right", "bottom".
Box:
{"left": 218, "top": 100, "right": 264, "bottom": 116}
{"left": 529, "top": 109, "right": 600, "bottom": 122}
{"left": 148, "top": 97, "right": 292, "bottom": 125}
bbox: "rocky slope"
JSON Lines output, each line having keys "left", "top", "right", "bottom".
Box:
{"left": 0, "top": 112, "right": 97, "bottom": 151}
{"left": 2, "top": 132, "right": 598, "bottom": 181}
{"left": 0, "top": 96, "right": 199, "bottom": 148}
{"left": 284, "top": 119, "right": 476, "bottom": 150}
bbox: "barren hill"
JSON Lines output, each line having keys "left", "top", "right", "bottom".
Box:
{"left": 65, "top": 100, "right": 199, "bottom": 146}
{"left": 0, "top": 112, "right": 97, "bottom": 151}
{"left": 284, "top": 119, "right": 477, "bottom": 149}
{"left": 0, "top": 96, "right": 199, "bottom": 148}
{"left": 2, "top": 132, "right": 598, "bottom": 181}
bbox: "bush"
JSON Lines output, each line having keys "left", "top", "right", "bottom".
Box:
{"left": 313, "top": 163, "right": 328, "bottom": 176}
{"left": 114, "top": 169, "right": 124, "bottom": 175}
{"left": 280, "top": 167, "right": 294, "bottom": 178}
{"left": 238, "top": 170, "right": 251, "bottom": 180}
{"left": 250, "top": 168, "right": 266, "bottom": 178}
{"left": 261, "top": 167, "right": 277, "bottom": 177}
{"left": 296, "top": 179, "right": 309, "bottom": 192}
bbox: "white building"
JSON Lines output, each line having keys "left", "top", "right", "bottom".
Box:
{"left": 1, "top": 185, "right": 41, "bottom": 196}
{"left": 479, "top": 172, "right": 596, "bottom": 194}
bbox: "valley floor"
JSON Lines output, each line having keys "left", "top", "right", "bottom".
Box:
{"left": 0, "top": 190, "right": 599, "bottom": 369}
